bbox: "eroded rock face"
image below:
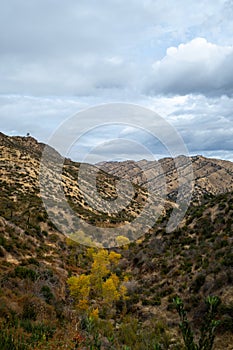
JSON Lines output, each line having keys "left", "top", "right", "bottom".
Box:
{"left": 1, "top": 131, "right": 233, "bottom": 246}
{"left": 2, "top": 131, "right": 233, "bottom": 204}
{"left": 98, "top": 154, "right": 233, "bottom": 202}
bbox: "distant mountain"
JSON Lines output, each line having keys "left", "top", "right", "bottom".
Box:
{"left": 1, "top": 131, "right": 233, "bottom": 243}
{"left": 98, "top": 154, "right": 233, "bottom": 202}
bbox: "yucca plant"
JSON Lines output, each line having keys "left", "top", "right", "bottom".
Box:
{"left": 173, "top": 295, "right": 221, "bottom": 350}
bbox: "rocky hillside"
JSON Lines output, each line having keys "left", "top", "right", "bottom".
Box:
{"left": 98, "top": 155, "right": 233, "bottom": 202}
{"left": 0, "top": 132, "right": 153, "bottom": 247}
{"left": 1, "top": 131, "right": 233, "bottom": 244}
{"left": 0, "top": 131, "right": 233, "bottom": 349}
{"left": 120, "top": 190, "right": 233, "bottom": 348}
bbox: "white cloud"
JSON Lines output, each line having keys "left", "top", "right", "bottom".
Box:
{"left": 1, "top": 1, "right": 233, "bottom": 96}
{"left": 148, "top": 38, "right": 233, "bottom": 96}
{"left": 1, "top": 1, "right": 233, "bottom": 162}
{"left": 2, "top": 93, "right": 233, "bottom": 163}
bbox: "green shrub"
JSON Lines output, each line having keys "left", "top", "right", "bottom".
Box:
{"left": 14, "top": 266, "right": 37, "bottom": 281}
{"left": 190, "top": 274, "right": 206, "bottom": 293}
{"left": 40, "top": 285, "right": 54, "bottom": 304}
{"left": 22, "top": 301, "right": 37, "bottom": 321}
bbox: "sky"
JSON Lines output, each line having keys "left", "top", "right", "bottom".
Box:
{"left": 1, "top": 0, "right": 233, "bottom": 162}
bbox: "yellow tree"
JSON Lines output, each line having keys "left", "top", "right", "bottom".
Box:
{"left": 116, "top": 235, "right": 130, "bottom": 249}
{"left": 102, "top": 273, "right": 121, "bottom": 304}
{"left": 67, "top": 248, "right": 127, "bottom": 318}
{"left": 67, "top": 274, "right": 90, "bottom": 312}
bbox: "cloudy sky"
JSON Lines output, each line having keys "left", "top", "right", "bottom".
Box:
{"left": 1, "top": 0, "right": 233, "bottom": 162}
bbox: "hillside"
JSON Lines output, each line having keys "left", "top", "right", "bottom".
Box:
{"left": 0, "top": 132, "right": 233, "bottom": 349}
{"left": 98, "top": 155, "right": 233, "bottom": 201}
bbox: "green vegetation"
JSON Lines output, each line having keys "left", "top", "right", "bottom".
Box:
{"left": 174, "top": 296, "right": 221, "bottom": 350}
{"left": 0, "top": 136, "right": 233, "bottom": 348}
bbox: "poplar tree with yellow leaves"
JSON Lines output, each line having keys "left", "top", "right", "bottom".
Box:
{"left": 67, "top": 248, "right": 128, "bottom": 320}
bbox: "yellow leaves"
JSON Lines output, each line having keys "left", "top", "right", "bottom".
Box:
{"left": 69, "top": 230, "right": 94, "bottom": 246}
{"left": 102, "top": 273, "right": 127, "bottom": 304}
{"left": 123, "top": 275, "right": 129, "bottom": 282}
{"left": 67, "top": 275, "right": 90, "bottom": 300}
{"left": 88, "top": 249, "right": 121, "bottom": 269}
{"left": 67, "top": 248, "right": 128, "bottom": 317}
{"left": 89, "top": 307, "right": 99, "bottom": 320}
{"left": 110, "top": 272, "right": 120, "bottom": 286}
{"left": 67, "top": 275, "right": 91, "bottom": 313}
{"left": 86, "top": 247, "right": 95, "bottom": 259}
{"left": 119, "top": 285, "right": 128, "bottom": 301}
{"left": 78, "top": 299, "right": 89, "bottom": 311}
{"left": 65, "top": 237, "right": 79, "bottom": 247}
{"left": 109, "top": 251, "right": 121, "bottom": 265}
{"left": 91, "top": 249, "right": 110, "bottom": 279}
{"left": 102, "top": 274, "right": 120, "bottom": 304}
{"left": 116, "top": 235, "right": 130, "bottom": 248}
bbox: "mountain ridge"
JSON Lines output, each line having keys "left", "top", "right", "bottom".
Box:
{"left": 0, "top": 131, "right": 233, "bottom": 348}
{"left": 2, "top": 131, "right": 233, "bottom": 203}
